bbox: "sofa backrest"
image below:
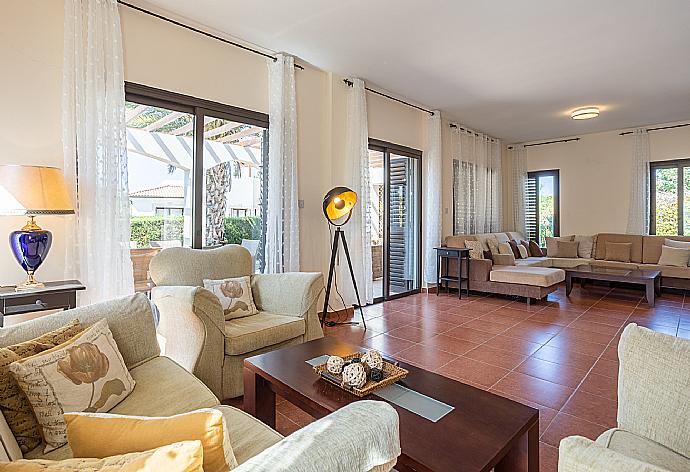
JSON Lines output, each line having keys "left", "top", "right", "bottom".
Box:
{"left": 618, "top": 324, "right": 690, "bottom": 458}
{"left": 445, "top": 233, "right": 512, "bottom": 250}
{"left": 444, "top": 235, "right": 477, "bottom": 248}
{"left": 0, "top": 293, "right": 159, "bottom": 369}
{"left": 150, "top": 245, "right": 252, "bottom": 287}
{"left": 594, "top": 233, "right": 643, "bottom": 262}
{"left": 642, "top": 235, "right": 690, "bottom": 264}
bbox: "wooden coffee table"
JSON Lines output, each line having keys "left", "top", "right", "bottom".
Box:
{"left": 244, "top": 337, "right": 538, "bottom": 472}
{"left": 565, "top": 264, "right": 661, "bottom": 307}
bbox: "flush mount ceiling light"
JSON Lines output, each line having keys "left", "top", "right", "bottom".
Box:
{"left": 571, "top": 107, "right": 600, "bottom": 120}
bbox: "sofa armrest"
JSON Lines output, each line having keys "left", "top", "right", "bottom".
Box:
{"left": 233, "top": 400, "right": 400, "bottom": 472}
{"left": 558, "top": 436, "right": 669, "bottom": 472}
{"left": 151, "top": 286, "right": 225, "bottom": 399}
{"left": 251, "top": 272, "right": 324, "bottom": 341}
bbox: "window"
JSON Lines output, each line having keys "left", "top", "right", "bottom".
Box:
{"left": 525, "top": 170, "right": 560, "bottom": 246}
{"left": 125, "top": 83, "right": 269, "bottom": 292}
{"left": 650, "top": 159, "right": 690, "bottom": 235}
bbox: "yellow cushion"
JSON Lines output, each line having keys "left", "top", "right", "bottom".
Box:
{"left": 65, "top": 408, "right": 237, "bottom": 472}
{"left": 9, "top": 320, "right": 135, "bottom": 453}
{"left": 0, "top": 320, "right": 82, "bottom": 453}
{"left": 0, "top": 440, "right": 203, "bottom": 471}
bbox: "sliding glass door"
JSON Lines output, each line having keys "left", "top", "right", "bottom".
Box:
{"left": 368, "top": 140, "right": 422, "bottom": 302}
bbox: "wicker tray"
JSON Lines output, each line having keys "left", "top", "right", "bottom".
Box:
{"left": 313, "top": 352, "right": 408, "bottom": 397}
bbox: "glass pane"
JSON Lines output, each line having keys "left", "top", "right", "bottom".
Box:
{"left": 388, "top": 153, "right": 420, "bottom": 296}
{"left": 202, "top": 116, "right": 267, "bottom": 273}
{"left": 684, "top": 167, "right": 690, "bottom": 235}
{"left": 655, "top": 167, "right": 678, "bottom": 235}
{"left": 126, "top": 101, "right": 194, "bottom": 293}
{"left": 538, "top": 175, "right": 555, "bottom": 247}
{"left": 368, "top": 149, "right": 384, "bottom": 299}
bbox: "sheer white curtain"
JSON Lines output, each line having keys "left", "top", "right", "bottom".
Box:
{"left": 338, "top": 78, "right": 373, "bottom": 306}
{"left": 62, "top": 0, "right": 134, "bottom": 304}
{"left": 266, "top": 53, "right": 299, "bottom": 273}
{"left": 452, "top": 127, "right": 502, "bottom": 234}
{"left": 627, "top": 128, "right": 651, "bottom": 234}
{"left": 423, "top": 111, "right": 442, "bottom": 284}
{"left": 511, "top": 144, "right": 527, "bottom": 236}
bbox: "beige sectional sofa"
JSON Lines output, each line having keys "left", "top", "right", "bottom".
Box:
{"left": 443, "top": 232, "right": 690, "bottom": 300}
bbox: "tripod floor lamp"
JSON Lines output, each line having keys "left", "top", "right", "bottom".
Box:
{"left": 321, "top": 186, "right": 366, "bottom": 329}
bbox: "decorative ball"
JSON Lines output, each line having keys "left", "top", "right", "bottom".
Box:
{"left": 341, "top": 362, "right": 367, "bottom": 389}
{"left": 326, "top": 356, "right": 345, "bottom": 375}
{"left": 370, "top": 368, "right": 383, "bottom": 382}
{"left": 362, "top": 350, "right": 384, "bottom": 370}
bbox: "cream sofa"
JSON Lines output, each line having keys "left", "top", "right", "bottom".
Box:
{"left": 0, "top": 294, "right": 400, "bottom": 471}
{"left": 149, "top": 245, "right": 324, "bottom": 400}
{"left": 559, "top": 324, "right": 690, "bottom": 472}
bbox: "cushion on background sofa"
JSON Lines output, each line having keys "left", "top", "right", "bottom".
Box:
{"left": 605, "top": 242, "right": 632, "bottom": 263}
{"left": 596, "top": 234, "right": 643, "bottom": 262}
{"left": 528, "top": 240, "right": 545, "bottom": 257}
{"left": 555, "top": 240, "right": 579, "bottom": 258}
{"left": 575, "top": 235, "right": 596, "bottom": 258}
{"left": 545, "top": 235, "right": 575, "bottom": 256}
{"left": 657, "top": 245, "right": 690, "bottom": 267}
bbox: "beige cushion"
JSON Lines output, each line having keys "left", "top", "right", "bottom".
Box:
{"left": 618, "top": 324, "right": 690, "bottom": 459}
{"left": 492, "top": 254, "right": 515, "bottom": 266}
{"left": 596, "top": 428, "right": 690, "bottom": 472}
{"left": 545, "top": 235, "right": 574, "bottom": 256}
{"left": 516, "top": 244, "right": 528, "bottom": 259}
{"left": 464, "top": 240, "right": 485, "bottom": 259}
{"left": 664, "top": 238, "right": 690, "bottom": 250}
{"left": 638, "top": 264, "right": 690, "bottom": 279}
{"left": 555, "top": 240, "right": 579, "bottom": 258}
{"left": 506, "top": 232, "right": 525, "bottom": 241}
{"left": 657, "top": 245, "right": 690, "bottom": 267}
{"left": 575, "top": 235, "right": 595, "bottom": 258}
{"left": 0, "top": 294, "right": 160, "bottom": 371}
{"left": 487, "top": 238, "right": 500, "bottom": 255}
{"left": 65, "top": 409, "right": 237, "bottom": 472}
{"left": 443, "top": 235, "right": 477, "bottom": 249}
{"left": 494, "top": 233, "right": 511, "bottom": 244}
{"left": 605, "top": 242, "right": 632, "bottom": 262}
{"left": 225, "top": 312, "right": 305, "bottom": 356}
{"left": 548, "top": 257, "right": 593, "bottom": 269}
{"left": 497, "top": 242, "right": 512, "bottom": 255}
{"left": 489, "top": 267, "right": 565, "bottom": 287}
{"left": 560, "top": 436, "right": 673, "bottom": 472}
{"left": 590, "top": 260, "right": 640, "bottom": 270}
{"left": 0, "top": 410, "right": 21, "bottom": 461}
{"left": 6, "top": 440, "right": 204, "bottom": 472}
{"left": 0, "top": 320, "right": 83, "bottom": 453}
{"left": 215, "top": 405, "right": 282, "bottom": 465}
{"left": 642, "top": 235, "right": 690, "bottom": 263}
{"left": 10, "top": 320, "right": 135, "bottom": 452}
{"left": 25, "top": 356, "right": 219, "bottom": 461}
{"left": 596, "top": 233, "right": 643, "bottom": 262}
{"left": 204, "top": 276, "right": 258, "bottom": 320}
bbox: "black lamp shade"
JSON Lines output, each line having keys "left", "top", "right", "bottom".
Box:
{"left": 323, "top": 186, "right": 357, "bottom": 226}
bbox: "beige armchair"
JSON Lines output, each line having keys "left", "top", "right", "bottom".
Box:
{"left": 149, "top": 245, "right": 324, "bottom": 400}
{"left": 559, "top": 324, "right": 690, "bottom": 472}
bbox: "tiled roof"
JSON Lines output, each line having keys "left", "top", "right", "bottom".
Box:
{"left": 130, "top": 185, "right": 184, "bottom": 199}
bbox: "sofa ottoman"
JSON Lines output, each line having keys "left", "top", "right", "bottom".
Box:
{"left": 490, "top": 266, "right": 565, "bottom": 287}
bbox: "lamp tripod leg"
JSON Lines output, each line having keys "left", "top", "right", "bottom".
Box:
{"left": 321, "top": 228, "right": 340, "bottom": 327}
{"left": 339, "top": 229, "right": 367, "bottom": 330}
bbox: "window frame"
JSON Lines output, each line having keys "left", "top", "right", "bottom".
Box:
{"left": 124, "top": 82, "right": 269, "bottom": 261}
{"left": 649, "top": 158, "right": 690, "bottom": 235}
{"left": 526, "top": 169, "right": 560, "bottom": 245}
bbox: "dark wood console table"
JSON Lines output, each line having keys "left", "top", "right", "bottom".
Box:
{"left": 435, "top": 247, "right": 470, "bottom": 298}
{"left": 0, "top": 280, "right": 85, "bottom": 327}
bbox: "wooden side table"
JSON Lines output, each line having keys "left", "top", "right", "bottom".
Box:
{"left": 435, "top": 247, "right": 470, "bottom": 299}
{"left": 0, "top": 280, "right": 85, "bottom": 327}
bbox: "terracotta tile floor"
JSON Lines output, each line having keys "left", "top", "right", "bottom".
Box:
{"left": 234, "top": 285, "right": 690, "bottom": 472}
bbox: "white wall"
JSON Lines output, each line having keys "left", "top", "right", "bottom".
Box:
{"left": 1, "top": 2, "right": 436, "bottom": 300}
{"left": 517, "top": 122, "right": 690, "bottom": 235}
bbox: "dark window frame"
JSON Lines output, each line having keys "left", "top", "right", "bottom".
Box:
{"left": 368, "top": 138, "right": 423, "bottom": 303}
{"left": 649, "top": 158, "right": 690, "bottom": 235}
{"left": 526, "top": 169, "right": 560, "bottom": 245}
{"left": 124, "top": 82, "right": 269, "bottom": 269}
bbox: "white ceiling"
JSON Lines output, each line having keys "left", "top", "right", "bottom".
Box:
{"left": 137, "top": 0, "right": 690, "bottom": 142}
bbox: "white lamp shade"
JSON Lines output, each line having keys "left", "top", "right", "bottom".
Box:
{"left": 0, "top": 165, "right": 74, "bottom": 215}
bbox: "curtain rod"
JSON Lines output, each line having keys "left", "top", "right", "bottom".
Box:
{"left": 343, "top": 79, "right": 434, "bottom": 115}
{"left": 448, "top": 123, "right": 497, "bottom": 143}
{"left": 116, "top": 1, "right": 304, "bottom": 70}
{"left": 619, "top": 122, "right": 690, "bottom": 136}
{"left": 508, "top": 137, "right": 580, "bottom": 150}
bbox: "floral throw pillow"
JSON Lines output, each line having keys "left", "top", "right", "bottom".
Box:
{"left": 9, "top": 319, "right": 135, "bottom": 452}
{"left": 204, "top": 276, "right": 258, "bottom": 320}
{"left": 464, "top": 240, "right": 485, "bottom": 260}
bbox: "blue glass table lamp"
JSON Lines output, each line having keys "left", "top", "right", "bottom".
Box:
{"left": 0, "top": 165, "right": 74, "bottom": 290}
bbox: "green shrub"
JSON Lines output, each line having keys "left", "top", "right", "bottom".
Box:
{"left": 130, "top": 216, "right": 184, "bottom": 248}
{"left": 224, "top": 216, "right": 261, "bottom": 244}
